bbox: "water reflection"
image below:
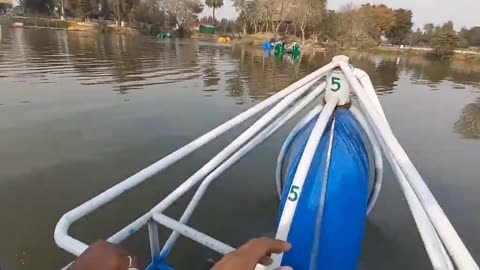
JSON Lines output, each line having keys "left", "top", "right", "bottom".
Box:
{"left": 455, "top": 98, "right": 480, "bottom": 139}
{"left": 1, "top": 28, "right": 480, "bottom": 140}
{"left": 201, "top": 46, "right": 221, "bottom": 90}
{"left": 0, "top": 28, "right": 479, "bottom": 133}
{"left": 348, "top": 54, "right": 399, "bottom": 93}
{"left": 2, "top": 28, "right": 478, "bottom": 96}
{"left": 1, "top": 27, "right": 480, "bottom": 270}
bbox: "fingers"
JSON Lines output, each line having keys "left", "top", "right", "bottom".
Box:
{"left": 240, "top": 237, "right": 291, "bottom": 263}
{"left": 90, "top": 240, "right": 114, "bottom": 250}
{"left": 123, "top": 254, "right": 140, "bottom": 268}
{"left": 258, "top": 256, "right": 274, "bottom": 266}
{"left": 93, "top": 241, "right": 140, "bottom": 269}
{"left": 119, "top": 249, "right": 140, "bottom": 268}
{"left": 248, "top": 237, "right": 292, "bottom": 254}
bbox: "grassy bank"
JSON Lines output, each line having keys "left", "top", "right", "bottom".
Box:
{"left": 0, "top": 16, "right": 70, "bottom": 29}
{"left": 366, "top": 46, "right": 480, "bottom": 61}
{"left": 0, "top": 16, "right": 140, "bottom": 35}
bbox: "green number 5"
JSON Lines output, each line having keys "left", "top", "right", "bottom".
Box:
{"left": 331, "top": 77, "right": 341, "bottom": 91}
{"left": 288, "top": 185, "right": 300, "bottom": 202}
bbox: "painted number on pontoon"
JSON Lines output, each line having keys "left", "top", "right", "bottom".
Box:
{"left": 288, "top": 185, "right": 300, "bottom": 202}
{"left": 331, "top": 77, "right": 341, "bottom": 91}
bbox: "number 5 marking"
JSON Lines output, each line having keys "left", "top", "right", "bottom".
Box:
{"left": 288, "top": 185, "right": 300, "bottom": 202}
{"left": 331, "top": 76, "right": 341, "bottom": 92}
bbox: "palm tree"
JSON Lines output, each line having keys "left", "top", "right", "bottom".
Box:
{"left": 205, "top": 0, "right": 223, "bottom": 25}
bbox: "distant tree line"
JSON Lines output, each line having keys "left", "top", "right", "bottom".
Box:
{"left": 15, "top": 0, "right": 205, "bottom": 32}
{"left": 11, "top": 0, "right": 480, "bottom": 59}
{"left": 410, "top": 22, "right": 480, "bottom": 59}
{"left": 233, "top": 1, "right": 479, "bottom": 59}
{"left": 233, "top": 2, "right": 414, "bottom": 48}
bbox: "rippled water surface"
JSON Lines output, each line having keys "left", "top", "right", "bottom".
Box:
{"left": 0, "top": 27, "right": 479, "bottom": 269}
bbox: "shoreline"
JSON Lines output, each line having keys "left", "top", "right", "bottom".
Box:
{"left": 2, "top": 18, "right": 479, "bottom": 62}
{"left": 234, "top": 33, "right": 480, "bottom": 62}
{"left": 0, "top": 16, "right": 140, "bottom": 35}
{"left": 367, "top": 46, "right": 480, "bottom": 61}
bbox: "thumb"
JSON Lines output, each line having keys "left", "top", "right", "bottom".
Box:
{"left": 275, "top": 267, "right": 293, "bottom": 270}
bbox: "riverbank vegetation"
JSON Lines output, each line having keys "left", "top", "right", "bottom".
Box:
{"left": 3, "top": 0, "right": 480, "bottom": 60}
{"left": 233, "top": 1, "right": 479, "bottom": 60}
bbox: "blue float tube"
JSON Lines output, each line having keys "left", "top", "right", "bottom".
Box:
{"left": 263, "top": 42, "right": 274, "bottom": 50}
{"left": 278, "top": 108, "right": 370, "bottom": 270}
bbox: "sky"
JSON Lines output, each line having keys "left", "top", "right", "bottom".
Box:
{"left": 201, "top": 0, "right": 479, "bottom": 30}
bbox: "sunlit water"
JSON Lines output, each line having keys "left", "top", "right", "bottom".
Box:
{"left": 0, "top": 27, "right": 479, "bottom": 269}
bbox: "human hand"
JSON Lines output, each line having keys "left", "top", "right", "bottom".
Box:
{"left": 211, "top": 237, "right": 292, "bottom": 270}
{"left": 69, "top": 240, "right": 139, "bottom": 270}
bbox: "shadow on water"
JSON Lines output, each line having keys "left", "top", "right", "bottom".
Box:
{"left": 0, "top": 28, "right": 480, "bottom": 270}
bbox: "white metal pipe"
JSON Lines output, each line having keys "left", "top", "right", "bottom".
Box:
{"left": 352, "top": 106, "right": 452, "bottom": 270}
{"left": 108, "top": 78, "right": 324, "bottom": 245}
{"left": 351, "top": 69, "right": 453, "bottom": 269}
{"left": 350, "top": 106, "right": 384, "bottom": 214}
{"left": 310, "top": 118, "right": 336, "bottom": 269}
{"left": 271, "top": 97, "right": 339, "bottom": 268}
{"left": 55, "top": 62, "right": 338, "bottom": 256}
{"left": 354, "top": 68, "right": 454, "bottom": 270}
{"left": 160, "top": 83, "right": 327, "bottom": 256}
{"left": 54, "top": 57, "right": 477, "bottom": 270}
{"left": 340, "top": 62, "right": 478, "bottom": 269}
{"left": 275, "top": 106, "right": 324, "bottom": 198}
{"left": 152, "top": 213, "right": 235, "bottom": 255}
{"left": 351, "top": 71, "right": 452, "bottom": 268}
{"left": 153, "top": 215, "right": 285, "bottom": 270}
{"left": 148, "top": 220, "right": 161, "bottom": 261}
{"left": 353, "top": 68, "right": 388, "bottom": 123}
{"left": 390, "top": 156, "right": 454, "bottom": 270}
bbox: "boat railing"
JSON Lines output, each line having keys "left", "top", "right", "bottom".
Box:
{"left": 55, "top": 56, "right": 478, "bottom": 270}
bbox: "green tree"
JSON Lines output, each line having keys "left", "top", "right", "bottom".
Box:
{"left": 110, "top": 0, "right": 139, "bottom": 25}
{"left": 321, "top": 10, "right": 340, "bottom": 43}
{"left": 159, "top": 0, "right": 204, "bottom": 30}
{"left": 358, "top": 4, "right": 395, "bottom": 43}
{"left": 460, "top": 27, "right": 480, "bottom": 47}
{"left": 24, "top": 0, "right": 53, "bottom": 14}
{"left": 133, "top": 0, "right": 166, "bottom": 25}
{"left": 412, "top": 27, "right": 430, "bottom": 46}
{"left": 205, "top": 0, "right": 223, "bottom": 25}
{"left": 442, "top": 20, "right": 454, "bottom": 31}
{"left": 233, "top": 0, "right": 257, "bottom": 34}
{"left": 469, "top": 27, "right": 480, "bottom": 46}
{"left": 77, "top": 0, "right": 92, "bottom": 21}
{"left": 369, "top": 4, "right": 395, "bottom": 34}
{"left": 336, "top": 3, "right": 356, "bottom": 47}
{"left": 294, "top": 0, "right": 326, "bottom": 44}
{"left": 431, "top": 25, "right": 459, "bottom": 60}
{"left": 388, "top": 9, "right": 413, "bottom": 44}
{"left": 458, "top": 37, "right": 470, "bottom": 48}
{"left": 424, "top": 23, "right": 434, "bottom": 36}
{"left": 334, "top": 4, "right": 380, "bottom": 48}
{"left": 358, "top": 4, "right": 382, "bottom": 43}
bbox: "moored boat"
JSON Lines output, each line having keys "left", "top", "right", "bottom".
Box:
{"left": 277, "top": 108, "right": 370, "bottom": 270}
{"left": 55, "top": 56, "right": 479, "bottom": 270}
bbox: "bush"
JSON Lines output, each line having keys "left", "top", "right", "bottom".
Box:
{"left": 458, "top": 37, "right": 470, "bottom": 49}
{"left": 430, "top": 30, "right": 459, "bottom": 60}
{"left": 354, "top": 32, "right": 377, "bottom": 50}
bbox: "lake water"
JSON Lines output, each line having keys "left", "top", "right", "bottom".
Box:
{"left": 0, "top": 27, "right": 479, "bottom": 270}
